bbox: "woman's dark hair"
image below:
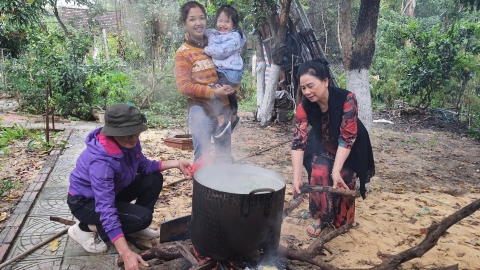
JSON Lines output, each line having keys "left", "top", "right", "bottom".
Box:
{"left": 214, "top": 4, "right": 244, "bottom": 38}
{"left": 180, "top": 1, "right": 206, "bottom": 24}
{"left": 296, "top": 60, "right": 331, "bottom": 82}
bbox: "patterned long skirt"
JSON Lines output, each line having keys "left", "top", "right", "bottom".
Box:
{"left": 307, "top": 152, "right": 357, "bottom": 228}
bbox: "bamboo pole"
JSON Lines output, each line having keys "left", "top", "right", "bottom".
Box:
{"left": 0, "top": 228, "right": 69, "bottom": 268}
{"left": 45, "top": 79, "right": 50, "bottom": 144}
{"left": 49, "top": 79, "right": 55, "bottom": 131}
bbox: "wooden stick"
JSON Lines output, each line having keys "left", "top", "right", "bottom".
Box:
{"left": 45, "top": 81, "right": 50, "bottom": 144}
{"left": 282, "top": 193, "right": 307, "bottom": 220}
{"left": 125, "top": 236, "right": 152, "bottom": 250}
{"left": 148, "top": 257, "right": 191, "bottom": 270}
{"left": 164, "top": 178, "right": 189, "bottom": 188}
{"left": 118, "top": 243, "right": 181, "bottom": 267}
{"left": 0, "top": 227, "right": 68, "bottom": 268}
{"left": 299, "top": 185, "right": 359, "bottom": 197}
{"left": 306, "top": 222, "right": 353, "bottom": 254}
{"left": 192, "top": 260, "right": 217, "bottom": 270}
{"left": 50, "top": 216, "right": 76, "bottom": 226}
{"left": 277, "top": 246, "right": 339, "bottom": 270}
{"left": 371, "top": 199, "right": 480, "bottom": 269}
{"left": 236, "top": 140, "right": 291, "bottom": 162}
{"left": 175, "top": 242, "right": 198, "bottom": 266}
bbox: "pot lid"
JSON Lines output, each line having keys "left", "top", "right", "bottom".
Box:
{"left": 194, "top": 164, "right": 286, "bottom": 194}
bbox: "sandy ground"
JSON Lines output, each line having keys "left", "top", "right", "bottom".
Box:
{"left": 139, "top": 110, "right": 480, "bottom": 270}
{"left": 1, "top": 104, "right": 479, "bottom": 269}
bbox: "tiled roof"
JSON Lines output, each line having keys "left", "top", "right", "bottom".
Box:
{"left": 59, "top": 7, "right": 119, "bottom": 34}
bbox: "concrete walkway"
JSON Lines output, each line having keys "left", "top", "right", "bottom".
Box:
{"left": 0, "top": 120, "right": 121, "bottom": 269}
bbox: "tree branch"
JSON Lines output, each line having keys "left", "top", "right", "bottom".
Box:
{"left": 49, "top": 0, "right": 70, "bottom": 36}
{"left": 277, "top": 246, "right": 339, "bottom": 270}
{"left": 371, "top": 199, "right": 480, "bottom": 269}
{"left": 282, "top": 194, "right": 307, "bottom": 220}
{"left": 306, "top": 222, "right": 353, "bottom": 254}
{"left": 299, "top": 185, "right": 359, "bottom": 197}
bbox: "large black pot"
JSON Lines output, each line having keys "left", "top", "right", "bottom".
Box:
{"left": 191, "top": 164, "right": 286, "bottom": 263}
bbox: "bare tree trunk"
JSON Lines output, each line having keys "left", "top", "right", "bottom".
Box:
{"left": 320, "top": 1, "right": 328, "bottom": 53}
{"left": 257, "top": 0, "right": 292, "bottom": 126}
{"left": 402, "top": 0, "right": 416, "bottom": 16}
{"left": 259, "top": 64, "right": 281, "bottom": 126}
{"left": 346, "top": 69, "right": 372, "bottom": 131}
{"left": 50, "top": 0, "right": 69, "bottom": 36}
{"left": 339, "top": 0, "right": 380, "bottom": 132}
{"left": 255, "top": 31, "right": 266, "bottom": 117}
{"left": 256, "top": 62, "right": 266, "bottom": 112}
{"left": 339, "top": 0, "right": 353, "bottom": 68}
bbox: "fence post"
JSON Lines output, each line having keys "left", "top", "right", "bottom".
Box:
{"left": 45, "top": 80, "right": 50, "bottom": 144}
{"left": 50, "top": 80, "right": 55, "bottom": 131}
{"left": 102, "top": 29, "right": 110, "bottom": 60}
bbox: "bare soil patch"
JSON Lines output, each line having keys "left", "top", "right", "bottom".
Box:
{"left": 143, "top": 109, "right": 480, "bottom": 269}
{"left": 0, "top": 108, "right": 479, "bottom": 269}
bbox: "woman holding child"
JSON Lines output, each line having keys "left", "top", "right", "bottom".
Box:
{"left": 175, "top": 1, "right": 243, "bottom": 161}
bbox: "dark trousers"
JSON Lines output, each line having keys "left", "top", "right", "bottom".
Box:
{"left": 67, "top": 173, "right": 163, "bottom": 242}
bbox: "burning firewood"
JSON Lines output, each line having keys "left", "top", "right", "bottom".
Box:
{"left": 145, "top": 257, "right": 190, "bottom": 270}
{"left": 191, "top": 260, "right": 217, "bottom": 270}
{"left": 49, "top": 198, "right": 479, "bottom": 269}
{"left": 175, "top": 241, "right": 198, "bottom": 266}
{"left": 117, "top": 241, "right": 181, "bottom": 267}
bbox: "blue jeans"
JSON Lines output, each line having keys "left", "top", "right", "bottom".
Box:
{"left": 188, "top": 105, "right": 232, "bottom": 161}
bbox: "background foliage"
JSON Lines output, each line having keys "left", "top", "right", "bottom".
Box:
{"left": 0, "top": 0, "right": 479, "bottom": 137}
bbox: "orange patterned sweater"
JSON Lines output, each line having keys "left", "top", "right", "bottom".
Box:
{"left": 175, "top": 42, "right": 219, "bottom": 105}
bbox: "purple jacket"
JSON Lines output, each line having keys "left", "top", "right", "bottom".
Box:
{"left": 68, "top": 127, "right": 161, "bottom": 242}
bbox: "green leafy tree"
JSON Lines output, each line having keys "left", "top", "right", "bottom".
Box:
{"left": 4, "top": 19, "right": 96, "bottom": 118}
{"left": 399, "top": 21, "right": 480, "bottom": 109}
{"left": 0, "top": 0, "right": 47, "bottom": 56}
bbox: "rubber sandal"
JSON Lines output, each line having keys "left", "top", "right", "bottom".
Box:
{"left": 306, "top": 222, "right": 323, "bottom": 238}
{"left": 352, "top": 222, "right": 360, "bottom": 229}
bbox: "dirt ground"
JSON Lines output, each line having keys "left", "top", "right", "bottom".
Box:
{"left": 142, "top": 109, "right": 480, "bottom": 270}
{"left": 0, "top": 106, "right": 479, "bottom": 269}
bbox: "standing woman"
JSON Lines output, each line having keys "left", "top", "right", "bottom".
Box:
{"left": 175, "top": 1, "right": 236, "bottom": 161}
{"left": 291, "top": 61, "right": 374, "bottom": 237}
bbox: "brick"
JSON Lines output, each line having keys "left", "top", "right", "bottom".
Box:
{"left": 13, "top": 201, "right": 31, "bottom": 214}
{"left": 37, "top": 173, "right": 49, "bottom": 183}
{"left": 0, "top": 244, "right": 11, "bottom": 262}
{"left": 39, "top": 166, "right": 53, "bottom": 174}
{"left": 27, "top": 181, "right": 44, "bottom": 192}
{"left": 20, "top": 191, "right": 39, "bottom": 202}
{"left": 7, "top": 214, "right": 26, "bottom": 227}
{"left": 0, "top": 227, "right": 19, "bottom": 244}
